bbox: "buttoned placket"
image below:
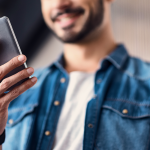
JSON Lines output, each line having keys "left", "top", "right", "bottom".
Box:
{"left": 38, "top": 72, "right": 69, "bottom": 150}
{"left": 83, "top": 67, "right": 106, "bottom": 150}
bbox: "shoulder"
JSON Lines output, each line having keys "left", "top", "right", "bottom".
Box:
{"left": 105, "top": 54, "right": 150, "bottom": 106}
{"left": 121, "top": 56, "right": 150, "bottom": 81}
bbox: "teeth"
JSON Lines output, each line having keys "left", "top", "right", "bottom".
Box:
{"left": 61, "top": 17, "right": 72, "bottom": 22}
{"left": 60, "top": 14, "right": 76, "bottom": 22}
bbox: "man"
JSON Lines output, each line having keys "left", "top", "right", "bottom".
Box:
{"left": 0, "top": 0, "right": 150, "bottom": 149}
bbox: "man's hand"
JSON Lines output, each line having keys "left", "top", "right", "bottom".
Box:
{"left": 0, "top": 55, "right": 37, "bottom": 136}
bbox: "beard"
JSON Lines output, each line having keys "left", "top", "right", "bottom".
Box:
{"left": 51, "top": 0, "right": 104, "bottom": 43}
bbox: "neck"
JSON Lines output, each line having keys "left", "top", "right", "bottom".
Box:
{"left": 63, "top": 24, "right": 117, "bottom": 73}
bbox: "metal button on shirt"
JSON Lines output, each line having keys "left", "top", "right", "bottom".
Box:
{"left": 93, "top": 95, "right": 97, "bottom": 99}
{"left": 96, "top": 79, "right": 102, "bottom": 84}
{"left": 54, "top": 101, "right": 60, "bottom": 106}
{"left": 60, "top": 78, "right": 66, "bottom": 83}
{"left": 45, "top": 131, "right": 51, "bottom": 136}
{"left": 122, "top": 109, "right": 128, "bottom": 114}
{"left": 9, "top": 119, "right": 13, "bottom": 124}
{"left": 88, "top": 124, "right": 93, "bottom": 128}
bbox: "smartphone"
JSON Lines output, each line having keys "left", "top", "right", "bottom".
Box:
{"left": 0, "top": 16, "right": 29, "bottom": 91}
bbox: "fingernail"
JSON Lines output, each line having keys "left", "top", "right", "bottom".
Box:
{"left": 18, "top": 55, "right": 25, "bottom": 62}
{"left": 31, "top": 77, "right": 37, "bottom": 83}
{"left": 27, "top": 68, "right": 34, "bottom": 75}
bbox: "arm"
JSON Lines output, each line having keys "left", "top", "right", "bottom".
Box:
{"left": 0, "top": 145, "right": 2, "bottom": 150}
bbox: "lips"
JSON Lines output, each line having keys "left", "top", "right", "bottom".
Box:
{"left": 52, "top": 8, "right": 84, "bottom": 29}
{"left": 55, "top": 13, "right": 81, "bottom": 29}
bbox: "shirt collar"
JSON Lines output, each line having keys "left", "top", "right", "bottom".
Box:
{"left": 105, "top": 44, "right": 129, "bottom": 69}
{"left": 52, "top": 44, "right": 129, "bottom": 72}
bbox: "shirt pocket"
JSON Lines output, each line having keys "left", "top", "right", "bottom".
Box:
{"left": 3, "top": 104, "right": 38, "bottom": 150}
{"left": 95, "top": 99, "right": 150, "bottom": 150}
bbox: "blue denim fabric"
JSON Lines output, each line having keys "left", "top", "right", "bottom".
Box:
{"left": 3, "top": 44, "right": 150, "bottom": 150}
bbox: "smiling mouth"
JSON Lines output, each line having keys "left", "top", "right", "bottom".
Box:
{"left": 55, "top": 12, "right": 82, "bottom": 29}
{"left": 52, "top": 8, "right": 85, "bottom": 29}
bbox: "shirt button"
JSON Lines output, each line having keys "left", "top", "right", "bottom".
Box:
{"left": 60, "top": 78, "right": 66, "bottom": 83}
{"left": 54, "top": 101, "right": 60, "bottom": 106}
{"left": 122, "top": 109, "right": 128, "bottom": 114}
{"left": 96, "top": 79, "right": 102, "bottom": 84}
{"left": 45, "top": 131, "right": 51, "bottom": 136}
{"left": 93, "top": 95, "right": 97, "bottom": 99}
{"left": 88, "top": 124, "right": 93, "bottom": 128}
{"left": 9, "top": 119, "right": 13, "bottom": 124}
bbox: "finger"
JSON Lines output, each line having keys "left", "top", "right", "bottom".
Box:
{"left": 0, "top": 67, "right": 34, "bottom": 95}
{"left": 0, "top": 55, "right": 27, "bottom": 80}
{"left": 0, "top": 77, "right": 37, "bottom": 105}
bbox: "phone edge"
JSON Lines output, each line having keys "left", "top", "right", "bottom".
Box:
{"left": 4, "top": 17, "right": 31, "bottom": 79}
{"left": 5, "top": 17, "right": 28, "bottom": 68}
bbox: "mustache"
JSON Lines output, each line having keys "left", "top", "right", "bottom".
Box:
{"left": 51, "top": 7, "right": 85, "bottom": 22}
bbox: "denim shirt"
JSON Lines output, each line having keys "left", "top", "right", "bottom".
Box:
{"left": 3, "top": 44, "right": 150, "bottom": 150}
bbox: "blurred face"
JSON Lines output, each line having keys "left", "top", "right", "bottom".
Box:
{"left": 41, "top": 0, "right": 104, "bottom": 43}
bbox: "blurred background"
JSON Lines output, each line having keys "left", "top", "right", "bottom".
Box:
{"left": 0, "top": 0, "right": 149, "bottom": 69}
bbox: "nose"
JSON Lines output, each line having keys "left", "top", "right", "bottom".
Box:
{"left": 51, "top": 0, "right": 72, "bottom": 10}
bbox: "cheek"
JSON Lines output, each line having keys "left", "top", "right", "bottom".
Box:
{"left": 77, "top": 0, "right": 97, "bottom": 20}
{"left": 83, "top": 0, "right": 99, "bottom": 15}
{"left": 41, "top": 2, "right": 53, "bottom": 28}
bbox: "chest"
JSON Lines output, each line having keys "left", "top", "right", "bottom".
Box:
{"left": 4, "top": 68, "right": 150, "bottom": 150}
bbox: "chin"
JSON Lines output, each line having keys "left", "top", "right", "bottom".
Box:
{"left": 53, "top": 22, "right": 90, "bottom": 43}
{"left": 54, "top": 31, "right": 82, "bottom": 43}
{"left": 58, "top": 35, "right": 80, "bottom": 43}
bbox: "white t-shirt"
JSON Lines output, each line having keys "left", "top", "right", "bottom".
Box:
{"left": 52, "top": 71, "right": 95, "bottom": 150}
